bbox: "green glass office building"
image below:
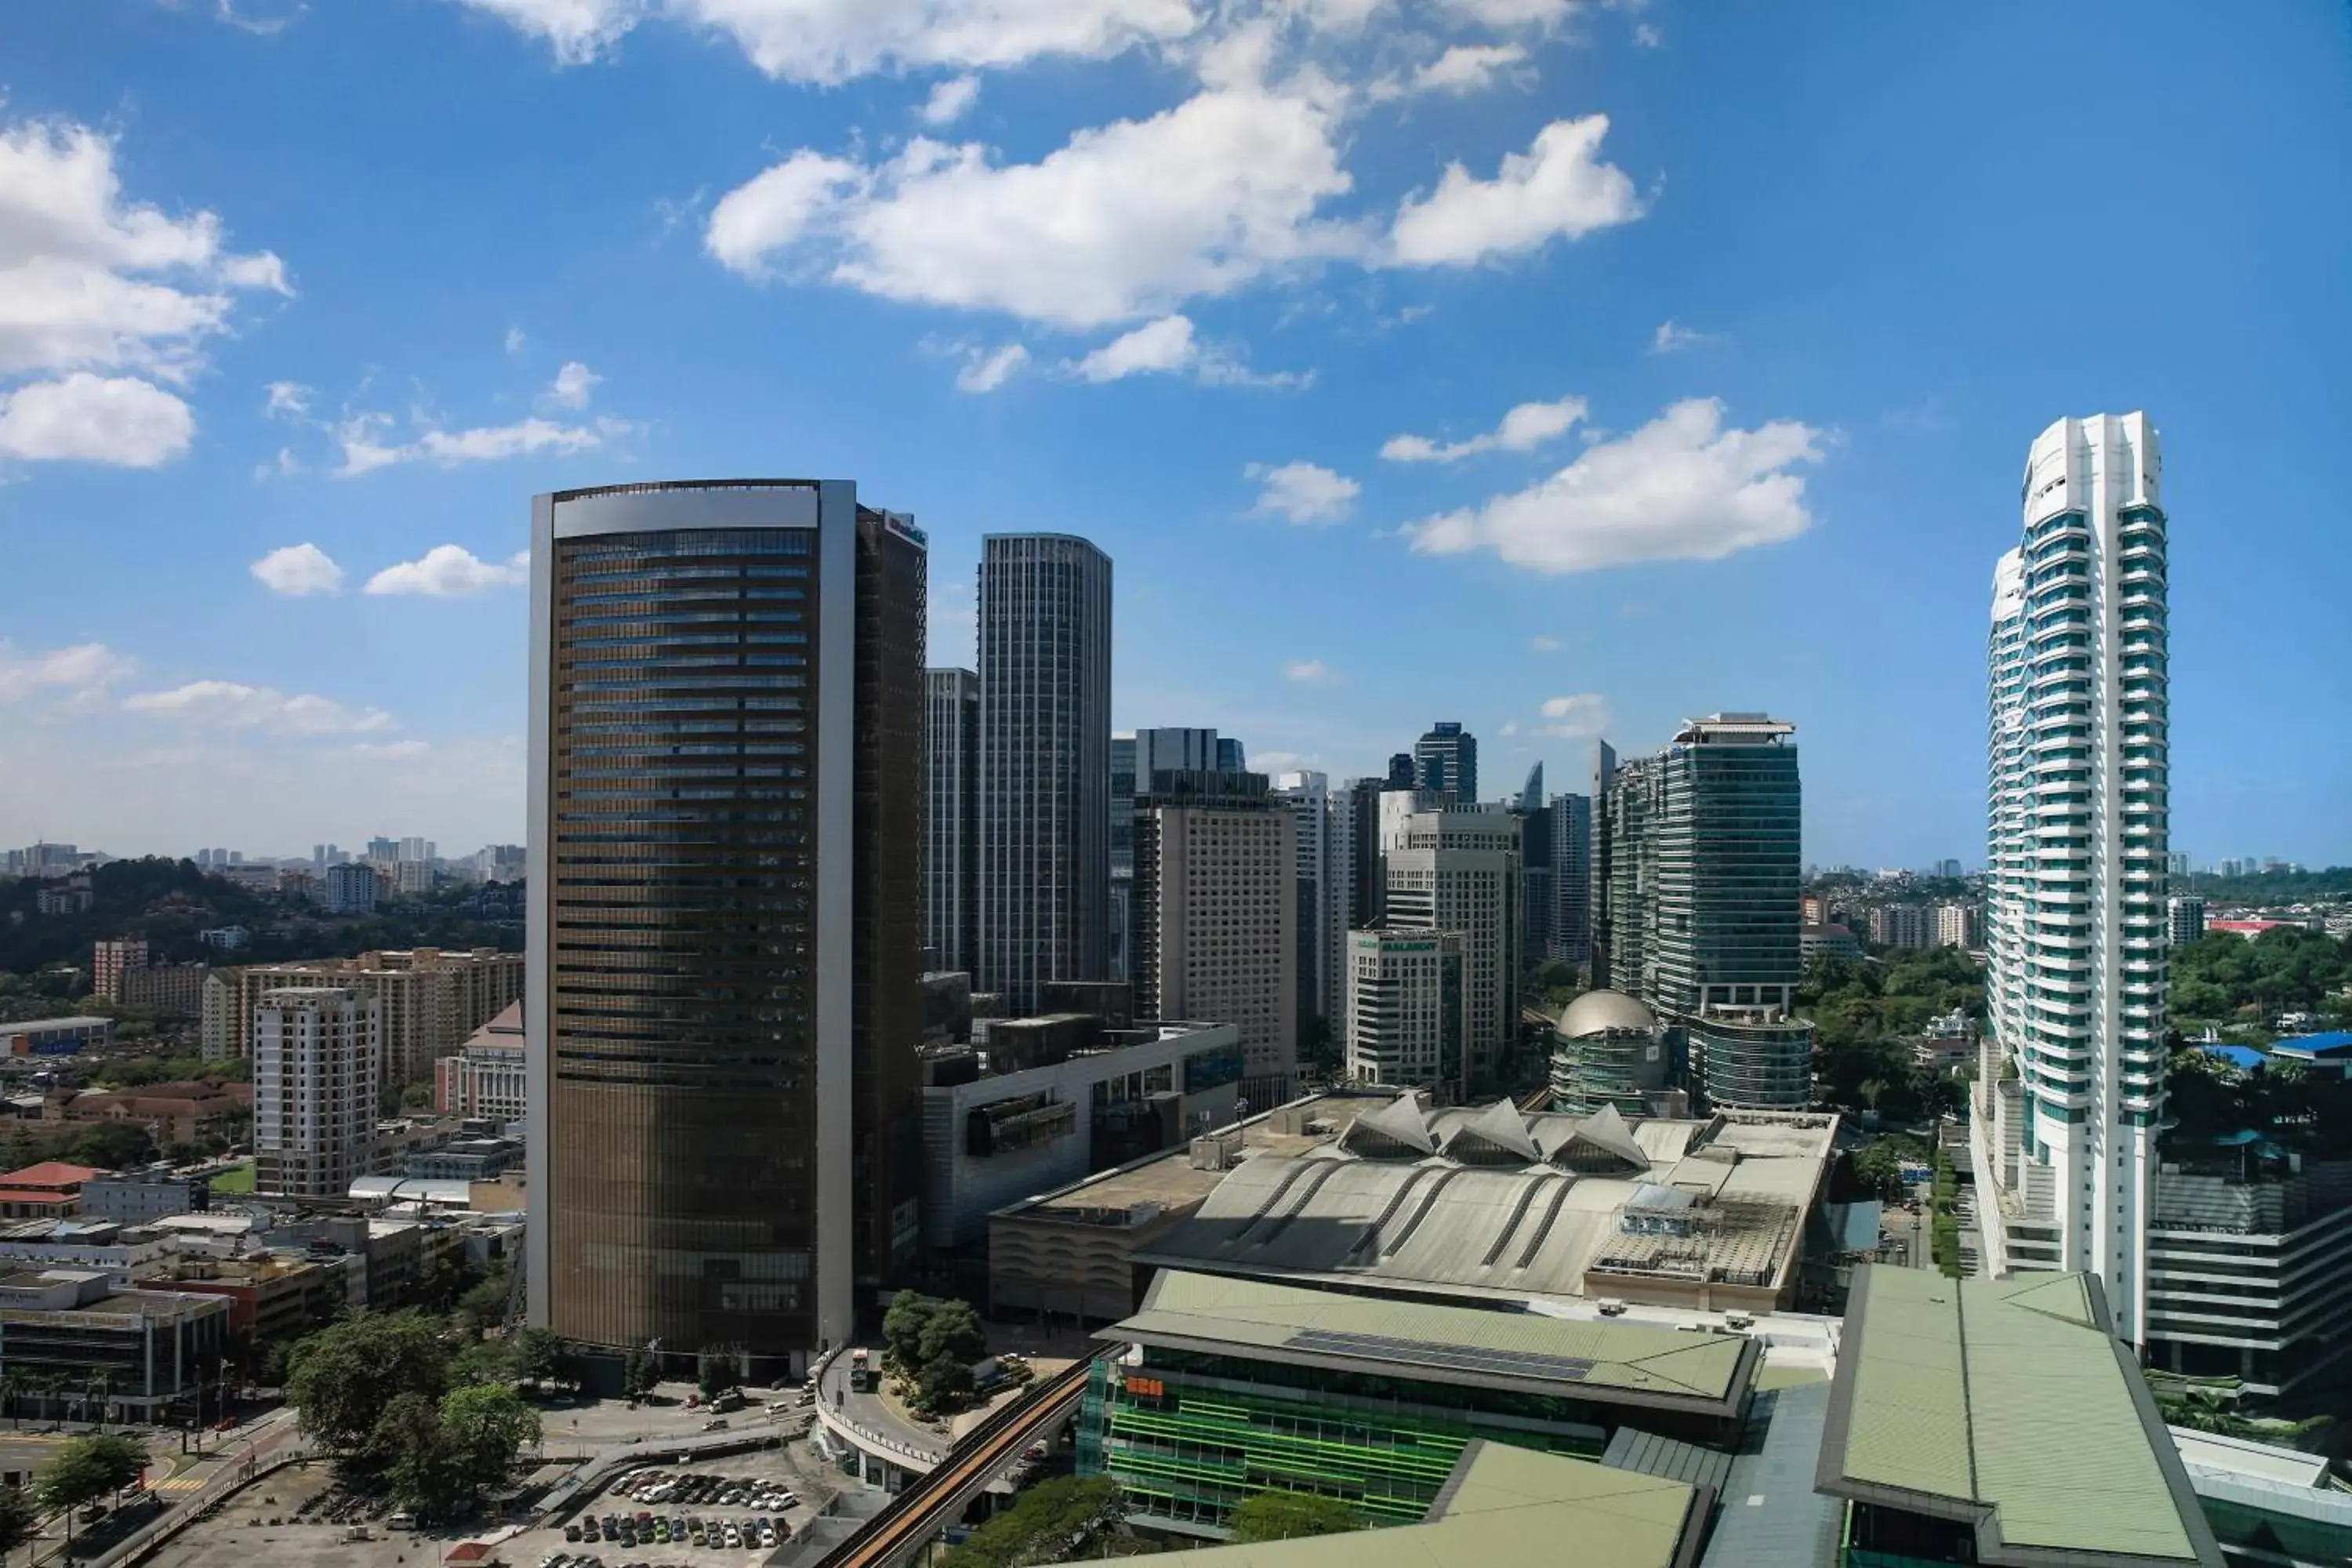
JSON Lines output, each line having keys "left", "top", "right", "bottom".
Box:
{"left": 1080, "top": 1271, "right": 1753, "bottom": 1537}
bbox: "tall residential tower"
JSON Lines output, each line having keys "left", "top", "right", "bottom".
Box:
{"left": 1979, "top": 413, "right": 2169, "bottom": 1344}
{"left": 978, "top": 535, "right": 1113, "bottom": 1013}
{"left": 526, "top": 480, "right": 927, "bottom": 1373}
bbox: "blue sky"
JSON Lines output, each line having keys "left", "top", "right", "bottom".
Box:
{"left": 1, "top": 0, "right": 2347, "bottom": 867}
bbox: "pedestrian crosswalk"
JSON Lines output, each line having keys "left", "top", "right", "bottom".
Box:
{"left": 153, "top": 1477, "right": 206, "bottom": 1492}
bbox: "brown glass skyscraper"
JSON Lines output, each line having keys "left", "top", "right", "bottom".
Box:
{"left": 525, "top": 480, "right": 925, "bottom": 1374}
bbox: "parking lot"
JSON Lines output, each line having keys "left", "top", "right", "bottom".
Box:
{"left": 143, "top": 1421, "right": 851, "bottom": 1568}
{"left": 505, "top": 1432, "right": 850, "bottom": 1568}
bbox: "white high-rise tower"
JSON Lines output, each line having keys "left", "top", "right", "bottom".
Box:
{"left": 1982, "top": 412, "right": 2168, "bottom": 1344}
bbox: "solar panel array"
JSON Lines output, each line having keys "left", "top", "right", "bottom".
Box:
{"left": 1287, "top": 1327, "right": 1597, "bottom": 1384}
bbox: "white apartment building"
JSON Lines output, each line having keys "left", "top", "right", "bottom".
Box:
{"left": 1131, "top": 774, "right": 1297, "bottom": 1099}
{"left": 1343, "top": 929, "right": 1466, "bottom": 1093}
{"left": 1934, "top": 902, "right": 1984, "bottom": 949}
{"left": 1976, "top": 412, "right": 2169, "bottom": 1345}
{"left": 1382, "top": 808, "right": 1522, "bottom": 1091}
{"left": 255, "top": 986, "right": 383, "bottom": 1200}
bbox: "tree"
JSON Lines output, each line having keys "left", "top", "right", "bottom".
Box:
{"left": 58, "top": 1121, "right": 156, "bottom": 1171}
{"left": 36, "top": 1434, "right": 147, "bottom": 1543}
{"left": 452, "top": 1263, "right": 511, "bottom": 1340}
{"left": 0, "top": 1486, "right": 31, "bottom": 1560}
{"left": 438, "top": 1382, "right": 541, "bottom": 1496}
{"left": 938, "top": 1478, "right": 1121, "bottom": 1568}
{"left": 622, "top": 1345, "right": 661, "bottom": 1399}
{"left": 697, "top": 1346, "right": 742, "bottom": 1400}
{"left": 378, "top": 1392, "right": 463, "bottom": 1512}
{"left": 506, "top": 1327, "right": 564, "bottom": 1392}
{"left": 881, "top": 1291, "right": 938, "bottom": 1377}
{"left": 285, "top": 1310, "right": 452, "bottom": 1454}
{"left": 1229, "top": 1491, "right": 1365, "bottom": 1544}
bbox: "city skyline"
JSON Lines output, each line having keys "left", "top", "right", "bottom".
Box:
{"left": 2, "top": 5, "right": 2348, "bottom": 866}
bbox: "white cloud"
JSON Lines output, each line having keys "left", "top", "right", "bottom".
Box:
{"left": 0, "top": 373, "right": 194, "bottom": 466}
{"left": 1247, "top": 459, "right": 1358, "bottom": 525}
{"left": 504, "top": 325, "right": 527, "bottom": 354}
{"left": 545, "top": 359, "right": 602, "bottom": 409}
{"left": 123, "top": 680, "right": 395, "bottom": 735}
{"left": 954, "top": 342, "right": 1029, "bottom": 394}
{"left": 1401, "top": 43, "right": 1529, "bottom": 96}
{"left": 1404, "top": 397, "right": 1828, "bottom": 575}
{"left": 462, "top": 0, "right": 1200, "bottom": 83}
{"left": 253, "top": 446, "right": 303, "bottom": 480}
{"left": 334, "top": 412, "right": 615, "bottom": 476}
{"left": 1632, "top": 22, "right": 1661, "bottom": 47}
{"left": 1530, "top": 633, "right": 1560, "bottom": 652}
{"left": 1073, "top": 315, "right": 1199, "bottom": 382}
{"left": 249, "top": 543, "right": 344, "bottom": 597}
{"left": 0, "top": 641, "right": 135, "bottom": 707}
{"left": 1534, "top": 692, "right": 1611, "bottom": 739}
{"left": 705, "top": 151, "right": 869, "bottom": 272}
{"left": 706, "top": 66, "right": 1359, "bottom": 329}
{"left": 1650, "top": 318, "right": 1722, "bottom": 354}
{"left": 0, "top": 115, "right": 285, "bottom": 466}
{"left": 920, "top": 74, "right": 982, "bottom": 126}
{"left": 1381, "top": 394, "right": 1586, "bottom": 463}
{"left": 1390, "top": 116, "right": 1642, "bottom": 267}
{"left": 1283, "top": 658, "right": 1336, "bottom": 684}
{"left": 351, "top": 739, "right": 431, "bottom": 760}
{"left": 1435, "top": 0, "right": 1577, "bottom": 22}
{"left": 365, "top": 545, "right": 532, "bottom": 597}
{"left": 263, "top": 380, "right": 313, "bottom": 419}
{"left": 214, "top": 0, "right": 306, "bottom": 34}
{"left": 1065, "top": 314, "right": 1308, "bottom": 387}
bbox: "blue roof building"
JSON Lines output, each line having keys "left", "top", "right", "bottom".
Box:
{"left": 2268, "top": 1031, "right": 2352, "bottom": 1076}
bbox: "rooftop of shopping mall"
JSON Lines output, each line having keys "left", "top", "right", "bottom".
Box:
{"left": 1113, "top": 1091, "right": 1838, "bottom": 1312}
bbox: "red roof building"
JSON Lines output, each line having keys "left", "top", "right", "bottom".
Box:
{"left": 0, "top": 1162, "right": 103, "bottom": 1219}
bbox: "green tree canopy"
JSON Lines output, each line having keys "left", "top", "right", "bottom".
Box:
{"left": 0, "top": 1486, "right": 34, "bottom": 1558}
{"left": 36, "top": 1433, "right": 147, "bottom": 1521}
{"left": 1229, "top": 1491, "right": 1366, "bottom": 1543}
{"left": 938, "top": 1477, "right": 1120, "bottom": 1568}
{"left": 285, "top": 1310, "right": 452, "bottom": 1454}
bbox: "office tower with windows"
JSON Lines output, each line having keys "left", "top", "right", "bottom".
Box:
{"left": 925, "top": 667, "right": 981, "bottom": 974}
{"left": 1111, "top": 735, "right": 1135, "bottom": 982}
{"left": 2166, "top": 895, "right": 2205, "bottom": 947}
{"left": 1979, "top": 413, "right": 2169, "bottom": 1345}
{"left": 1339, "top": 778, "right": 1385, "bottom": 932}
{"left": 1519, "top": 787, "right": 1555, "bottom": 965}
{"left": 1344, "top": 928, "right": 1465, "bottom": 1092}
{"left": 1385, "top": 753, "right": 1416, "bottom": 789}
{"left": 978, "top": 535, "right": 1112, "bottom": 1014}
{"left": 527, "top": 479, "right": 927, "bottom": 1372}
{"left": 1216, "top": 737, "right": 1245, "bottom": 774}
{"left": 1412, "top": 721, "right": 1477, "bottom": 806}
{"left": 1383, "top": 807, "right": 1521, "bottom": 1092}
{"left": 1273, "top": 771, "right": 1334, "bottom": 1041}
{"left": 1131, "top": 771, "right": 1297, "bottom": 1098}
{"left": 1548, "top": 793, "right": 1592, "bottom": 967}
{"left": 1590, "top": 718, "right": 1809, "bottom": 1109}
{"left": 254, "top": 985, "right": 380, "bottom": 1200}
